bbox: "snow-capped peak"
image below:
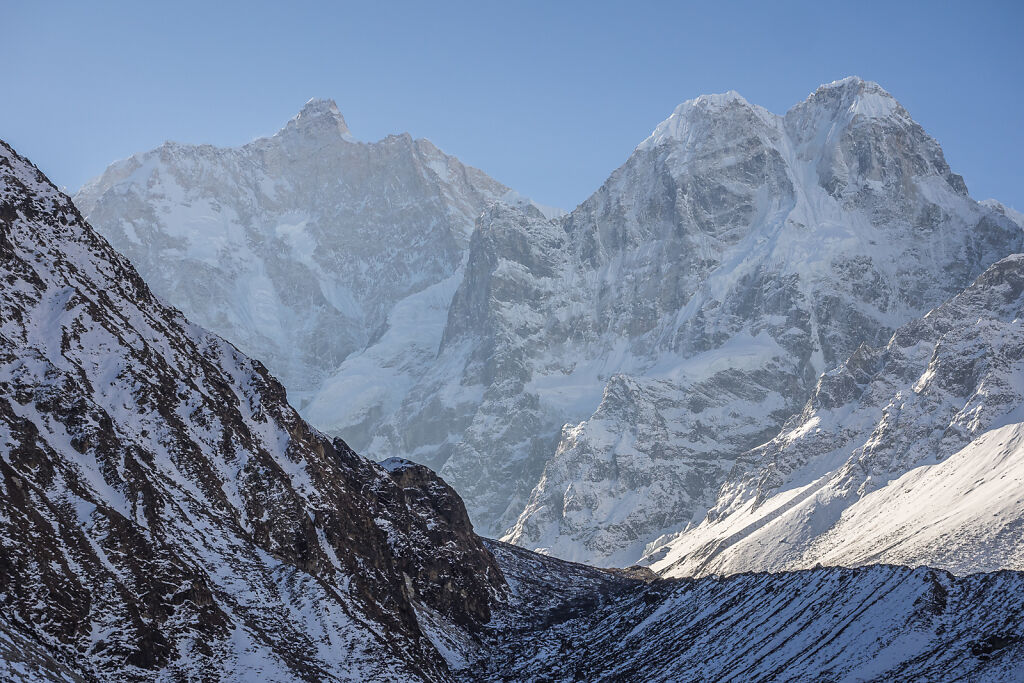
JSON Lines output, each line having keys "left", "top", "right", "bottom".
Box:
{"left": 819, "top": 74, "right": 874, "bottom": 89}
{"left": 981, "top": 198, "right": 1024, "bottom": 230}
{"left": 780, "top": 76, "right": 916, "bottom": 157}
{"left": 642, "top": 78, "right": 904, "bottom": 155}
{"left": 688, "top": 90, "right": 750, "bottom": 108}
{"left": 279, "top": 96, "right": 355, "bottom": 141}
{"left": 802, "top": 76, "right": 900, "bottom": 119}
{"left": 637, "top": 90, "right": 774, "bottom": 151}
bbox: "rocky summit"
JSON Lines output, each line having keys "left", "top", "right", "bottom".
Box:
{"left": 73, "top": 99, "right": 559, "bottom": 410}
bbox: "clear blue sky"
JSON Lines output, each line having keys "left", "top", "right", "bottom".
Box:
{"left": 3, "top": 0, "right": 1022, "bottom": 211}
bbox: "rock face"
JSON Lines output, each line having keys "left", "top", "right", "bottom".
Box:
{"left": 0, "top": 139, "right": 505, "bottom": 681}
{"left": 500, "top": 80, "right": 1022, "bottom": 563}
{"left": 75, "top": 80, "right": 1023, "bottom": 566}
{"left": 647, "top": 254, "right": 1024, "bottom": 578}
{"left": 390, "top": 77, "right": 1019, "bottom": 554}
{"left": 73, "top": 99, "right": 558, "bottom": 411}
{"left": 4, "top": 139, "right": 1024, "bottom": 682}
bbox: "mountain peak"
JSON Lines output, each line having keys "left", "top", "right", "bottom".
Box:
{"left": 279, "top": 97, "right": 355, "bottom": 141}
{"left": 300, "top": 96, "right": 341, "bottom": 115}
{"left": 666, "top": 90, "right": 754, "bottom": 118}
{"left": 801, "top": 76, "right": 901, "bottom": 119}
{"left": 820, "top": 75, "right": 895, "bottom": 95}
{"left": 689, "top": 89, "right": 749, "bottom": 108}
{"left": 638, "top": 90, "right": 775, "bottom": 151}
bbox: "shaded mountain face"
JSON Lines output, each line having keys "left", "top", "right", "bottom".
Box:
{"left": 0, "top": 140, "right": 505, "bottom": 681}
{"left": 73, "top": 99, "right": 557, "bottom": 408}
{"left": 647, "top": 254, "right": 1024, "bottom": 578}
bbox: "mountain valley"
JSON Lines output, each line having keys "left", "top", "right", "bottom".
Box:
{"left": 2, "top": 137, "right": 1023, "bottom": 680}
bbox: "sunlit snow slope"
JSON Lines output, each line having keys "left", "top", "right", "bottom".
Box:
{"left": 648, "top": 254, "right": 1024, "bottom": 578}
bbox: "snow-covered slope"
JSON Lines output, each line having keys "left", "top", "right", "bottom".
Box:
{"left": 500, "top": 79, "right": 1022, "bottom": 563}
{"left": 74, "top": 80, "right": 1023, "bottom": 566}
{"left": 73, "top": 99, "right": 557, "bottom": 411}
{"left": 0, "top": 139, "right": 507, "bottom": 681}
{"left": 365, "top": 77, "right": 1021, "bottom": 550}
{"left": 647, "top": 254, "right": 1024, "bottom": 578}
{"left": 474, "top": 543, "right": 1024, "bottom": 681}
{"left": 4, "top": 138, "right": 1024, "bottom": 681}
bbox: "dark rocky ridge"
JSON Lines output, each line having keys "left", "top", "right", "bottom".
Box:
{"left": 0, "top": 139, "right": 504, "bottom": 681}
